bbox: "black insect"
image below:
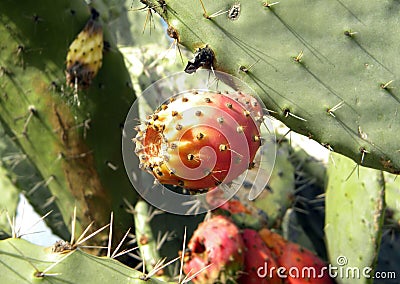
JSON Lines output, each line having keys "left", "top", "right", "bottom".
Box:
{"left": 184, "top": 46, "right": 215, "bottom": 74}
{"left": 228, "top": 4, "right": 240, "bottom": 20}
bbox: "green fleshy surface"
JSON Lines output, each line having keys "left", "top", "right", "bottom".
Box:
{"left": 325, "top": 153, "right": 385, "bottom": 284}
{"left": 0, "top": 238, "right": 169, "bottom": 284}
{"left": 143, "top": 0, "right": 400, "bottom": 174}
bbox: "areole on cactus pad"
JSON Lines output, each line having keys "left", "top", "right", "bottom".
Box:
{"left": 133, "top": 90, "right": 263, "bottom": 190}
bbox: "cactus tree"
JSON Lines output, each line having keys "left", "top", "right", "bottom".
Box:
{"left": 142, "top": 0, "right": 400, "bottom": 174}
{"left": 0, "top": 0, "right": 137, "bottom": 242}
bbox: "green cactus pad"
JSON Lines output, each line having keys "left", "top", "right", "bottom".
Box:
{"left": 142, "top": 0, "right": 400, "bottom": 174}
{"left": 0, "top": 238, "right": 169, "bottom": 283}
{"left": 133, "top": 200, "right": 164, "bottom": 276}
{"left": 384, "top": 172, "right": 400, "bottom": 224}
{"left": 0, "top": 121, "right": 70, "bottom": 240}
{"left": 325, "top": 153, "right": 385, "bottom": 284}
{"left": 0, "top": 167, "right": 19, "bottom": 238}
{"left": 0, "top": 0, "right": 137, "bottom": 241}
{"left": 251, "top": 139, "right": 295, "bottom": 227}
{"left": 133, "top": 199, "right": 204, "bottom": 279}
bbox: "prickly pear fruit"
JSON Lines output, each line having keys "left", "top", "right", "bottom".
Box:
{"left": 239, "top": 229, "right": 282, "bottom": 284}
{"left": 134, "top": 90, "right": 262, "bottom": 190}
{"left": 183, "top": 215, "right": 245, "bottom": 283}
{"left": 259, "top": 228, "right": 334, "bottom": 284}
{"left": 66, "top": 8, "right": 103, "bottom": 89}
{"left": 259, "top": 228, "right": 287, "bottom": 256}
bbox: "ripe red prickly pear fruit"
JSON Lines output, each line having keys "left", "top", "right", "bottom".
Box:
{"left": 134, "top": 90, "right": 263, "bottom": 191}
{"left": 238, "top": 229, "right": 282, "bottom": 284}
{"left": 183, "top": 215, "right": 245, "bottom": 284}
{"left": 259, "top": 229, "right": 334, "bottom": 284}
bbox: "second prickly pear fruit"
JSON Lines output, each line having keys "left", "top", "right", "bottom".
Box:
{"left": 183, "top": 215, "right": 245, "bottom": 283}
{"left": 239, "top": 229, "right": 282, "bottom": 284}
{"left": 259, "top": 229, "right": 334, "bottom": 284}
